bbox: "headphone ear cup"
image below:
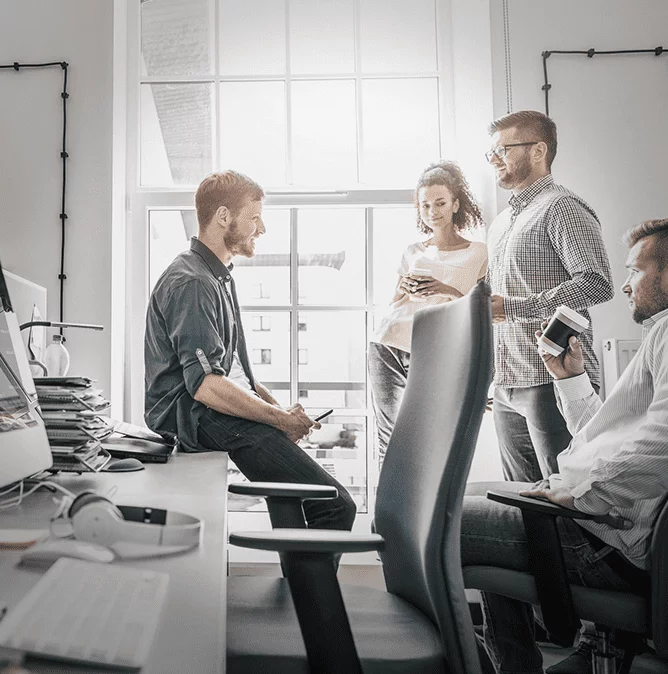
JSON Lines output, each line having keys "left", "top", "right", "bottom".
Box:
{"left": 68, "top": 491, "right": 111, "bottom": 518}
{"left": 69, "top": 492, "right": 125, "bottom": 545}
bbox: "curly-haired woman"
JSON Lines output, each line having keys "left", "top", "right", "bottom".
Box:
{"left": 369, "top": 161, "right": 487, "bottom": 462}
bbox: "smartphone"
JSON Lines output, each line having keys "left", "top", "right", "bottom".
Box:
{"left": 314, "top": 409, "right": 334, "bottom": 422}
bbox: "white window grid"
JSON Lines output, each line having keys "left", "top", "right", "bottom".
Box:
{"left": 129, "top": 0, "right": 453, "bottom": 189}
{"left": 123, "top": 0, "right": 454, "bottom": 537}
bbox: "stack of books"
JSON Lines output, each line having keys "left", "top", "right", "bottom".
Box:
{"left": 34, "top": 376, "right": 113, "bottom": 472}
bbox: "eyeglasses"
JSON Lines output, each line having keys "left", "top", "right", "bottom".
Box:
{"left": 485, "top": 142, "right": 540, "bottom": 163}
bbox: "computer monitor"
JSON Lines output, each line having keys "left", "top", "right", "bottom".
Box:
{"left": 0, "top": 261, "right": 52, "bottom": 488}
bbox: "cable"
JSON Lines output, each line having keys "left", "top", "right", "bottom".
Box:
{"left": 502, "top": 0, "right": 513, "bottom": 114}
{"left": 0, "top": 479, "right": 75, "bottom": 511}
{"left": 0, "top": 60, "right": 69, "bottom": 333}
{"left": 0, "top": 481, "right": 23, "bottom": 499}
{"left": 0, "top": 481, "right": 24, "bottom": 510}
{"left": 540, "top": 46, "right": 664, "bottom": 116}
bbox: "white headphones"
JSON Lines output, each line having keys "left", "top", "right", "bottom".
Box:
{"left": 64, "top": 491, "right": 202, "bottom": 548}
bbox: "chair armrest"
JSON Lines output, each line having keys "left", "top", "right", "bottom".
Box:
{"left": 487, "top": 490, "right": 593, "bottom": 519}
{"left": 228, "top": 482, "right": 338, "bottom": 499}
{"left": 487, "top": 490, "right": 631, "bottom": 530}
{"left": 487, "top": 489, "right": 581, "bottom": 646}
{"left": 229, "top": 529, "right": 384, "bottom": 554}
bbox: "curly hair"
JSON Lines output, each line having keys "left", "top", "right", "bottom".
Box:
{"left": 413, "top": 161, "right": 485, "bottom": 235}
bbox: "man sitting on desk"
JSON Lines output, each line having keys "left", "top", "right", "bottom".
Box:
{"left": 462, "top": 218, "right": 668, "bottom": 674}
{"left": 144, "top": 170, "right": 356, "bottom": 533}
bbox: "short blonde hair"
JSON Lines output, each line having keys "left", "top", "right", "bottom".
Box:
{"left": 195, "top": 171, "right": 264, "bottom": 230}
{"left": 623, "top": 219, "right": 668, "bottom": 269}
{"left": 488, "top": 110, "right": 558, "bottom": 169}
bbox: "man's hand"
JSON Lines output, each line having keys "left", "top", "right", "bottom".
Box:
{"left": 536, "top": 321, "right": 585, "bottom": 380}
{"left": 490, "top": 295, "right": 506, "bottom": 323}
{"left": 520, "top": 486, "right": 576, "bottom": 510}
{"left": 280, "top": 404, "right": 321, "bottom": 443}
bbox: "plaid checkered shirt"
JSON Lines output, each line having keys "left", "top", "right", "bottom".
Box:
{"left": 487, "top": 174, "right": 614, "bottom": 388}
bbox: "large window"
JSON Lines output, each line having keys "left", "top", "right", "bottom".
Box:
{"left": 127, "top": 0, "right": 453, "bottom": 520}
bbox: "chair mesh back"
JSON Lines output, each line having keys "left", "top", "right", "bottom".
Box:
{"left": 374, "top": 282, "right": 492, "bottom": 674}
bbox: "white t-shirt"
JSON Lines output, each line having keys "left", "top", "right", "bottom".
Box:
{"left": 227, "top": 351, "right": 259, "bottom": 397}
{"left": 372, "top": 241, "right": 488, "bottom": 353}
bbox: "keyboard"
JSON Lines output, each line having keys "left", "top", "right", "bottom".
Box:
{"left": 0, "top": 557, "right": 169, "bottom": 671}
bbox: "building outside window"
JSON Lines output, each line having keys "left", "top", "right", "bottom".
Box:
{"left": 252, "top": 315, "right": 272, "bottom": 332}
{"left": 253, "top": 348, "right": 272, "bottom": 365}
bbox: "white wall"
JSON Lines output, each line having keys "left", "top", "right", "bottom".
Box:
{"left": 489, "top": 0, "right": 668, "bottom": 393}
{"left": 0, "top": 0, "right": 113, "bottom": 394}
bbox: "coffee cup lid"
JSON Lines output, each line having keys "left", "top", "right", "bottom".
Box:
{"left": 556, "top": 305, "right": 589, "bottom": 330}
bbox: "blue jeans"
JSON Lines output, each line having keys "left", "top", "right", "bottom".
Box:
{"left": 197, "top": 408, "right": 357, "bottom": 531}
{"left": 493, "top": 384, "right": 573, "bottom": 482}
{"left": 461, "top": 482, "right": 640, "bottom": 674}
{"left": 368, "top": 342, "right": 411, "bottom": 460}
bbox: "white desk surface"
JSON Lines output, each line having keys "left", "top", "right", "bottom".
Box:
{"left": 0, "top": 452, "right": 229, "bottom": 674}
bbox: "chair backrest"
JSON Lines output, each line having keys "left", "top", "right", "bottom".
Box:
{"left": 374, "top": 281, "right": 493, "bottom": 674}
{"left": 651, "top": 495, "right": 668, "bottom": 658}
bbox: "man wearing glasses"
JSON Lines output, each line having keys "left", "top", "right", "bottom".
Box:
{"left": 484, "top": 110, "right": 613, "bottom": 485}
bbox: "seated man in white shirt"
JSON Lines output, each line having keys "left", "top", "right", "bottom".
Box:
{"left": 461, "top": 218, "right": 668, "bottom": 674}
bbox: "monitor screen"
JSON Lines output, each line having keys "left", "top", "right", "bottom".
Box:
{"left": 0, "top": 261, "right": 52, "bottom": 487}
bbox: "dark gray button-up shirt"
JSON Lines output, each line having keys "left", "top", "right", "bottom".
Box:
{"left": 144, "top": 237, "right": 255, "bottom": 451}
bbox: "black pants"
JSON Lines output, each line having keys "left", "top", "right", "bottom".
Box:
{"left": 197, "top": 408, "right": 357, "bottom": 531}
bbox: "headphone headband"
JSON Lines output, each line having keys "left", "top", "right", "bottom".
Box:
{"left": 68, "top": 492, "right": 202, "bottom": 549}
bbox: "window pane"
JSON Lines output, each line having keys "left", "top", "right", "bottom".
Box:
{"left": 141, "top": 0, "right": 213, "bottom": 76}
{"left": 220, "top": 82, "right": 286, "bottom": 187}
{"left": 361, "top": 78, "right": 439, "bottom": 187}
{"left": 234, "top": 209, "right": 291, "bottom": 306}
{"left": 289, "top": 0, "right": 355, "bottom": 74}
{"left": 220, "top": 0, "right": 286, "bottom": 75}
{"left": 372, "top": 207, "right": 420, "bottom": 305}
{"left": 359, "top": 0, "right": 437, "bottom": 73}
{"left": 297, "top": 386, "right": 365, "bottom": 411}
{"left": 140, "top": 84, "right": 213, "bottom": 186}
{"left": 148, "top": 210, "right": 197, "bottom": 290}
{"left": 298, "top": 310, "right": 366, "bottom": 404}
{"left": 301, "top": 414, "right": 368, "bottom": 511}
{"left": 298, "top": 209, "right": 365, "bottom": 306}
{"left": 291, "top": 80, "right": 358, "bottom": 186}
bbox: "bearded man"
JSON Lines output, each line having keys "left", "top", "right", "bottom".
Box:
{"left": 144, "top": 170, "right": 356, "bottom": 533}
{"left": 484, "top": 110, "right": 614, "bottom": 483}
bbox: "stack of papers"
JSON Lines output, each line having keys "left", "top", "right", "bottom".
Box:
{"left": 34, "top": 377, "right": 112, "bottom": 472}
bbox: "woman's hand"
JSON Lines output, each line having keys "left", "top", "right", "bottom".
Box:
{"left": 400, "top": 274, "right": 462, "bottom": 299}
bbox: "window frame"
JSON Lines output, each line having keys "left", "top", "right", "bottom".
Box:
{"left": 122, "top": 0, "right": 456, "bottom": 561}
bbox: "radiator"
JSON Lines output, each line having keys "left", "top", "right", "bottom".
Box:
{"left": 602, "top": 338, "right": 641, "bottom": 398}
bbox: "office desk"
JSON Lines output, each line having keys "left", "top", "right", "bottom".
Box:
{"left": 0, "top": 452, "right": 228, "bottom": 674}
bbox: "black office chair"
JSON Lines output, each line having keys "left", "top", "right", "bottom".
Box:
{"left": 463, "top": 491, "right": 668, "bottom": 674}
{"left": 226, "top": 281, "right": 493, "bottom": 674}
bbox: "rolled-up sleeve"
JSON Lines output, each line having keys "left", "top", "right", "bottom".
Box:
{"left": 162, "top": 279, "right": 228, "bottom": 397}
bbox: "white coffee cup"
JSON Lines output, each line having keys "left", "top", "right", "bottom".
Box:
{"left": 407, "top": 266, "right": 432, "bottom": 302}
{"left": 537, "top": 305, "right": 589, "bottom": 356}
